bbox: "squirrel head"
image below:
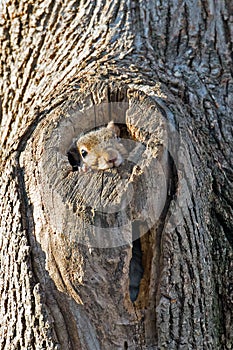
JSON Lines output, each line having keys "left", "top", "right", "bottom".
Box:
{"left": 75, "top": 121, "right": 127, "bottom": 171}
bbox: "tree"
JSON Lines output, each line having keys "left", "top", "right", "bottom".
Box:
{"left": 0, "top": 0, "right": 232, "bottom": 349}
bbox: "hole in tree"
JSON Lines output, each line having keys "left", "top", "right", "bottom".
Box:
{"left": 124, "top": 341, "right": 128, "bottom": 349}
{"left": 129, "top": 221, "right": 144, "bottom": 302}
{"left": 129, "top": 221, "right": 153, "bottom": 306}
{"left": 67, "top": 143, "right": 81, "bottom": 171}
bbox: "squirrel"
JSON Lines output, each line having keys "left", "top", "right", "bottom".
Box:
{"left": 67, "top": 121, "right": 128, "bottom": 172}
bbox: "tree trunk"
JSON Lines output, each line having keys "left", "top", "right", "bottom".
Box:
{"left": 0, "top": 1, "right": 232, "bottom": 349}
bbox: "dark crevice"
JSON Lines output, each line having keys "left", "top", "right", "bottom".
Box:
{"left": 67, "top": 143, "right": 81, "bottom": 171}
{"left": 129, "top": 222, "right": 144, "bottom": 302}
{"left": 212, "top": 207, "right": 233, "bottom": 248}
{"left": 164, "top": 4, "right": 171, "bottom": 60}
{"left": 129, "top": 149, "right": 178, "bottom": 308}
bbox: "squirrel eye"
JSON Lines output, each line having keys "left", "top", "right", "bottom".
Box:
{"left": 81, "top": 149, "right": 88, "bottom": 158}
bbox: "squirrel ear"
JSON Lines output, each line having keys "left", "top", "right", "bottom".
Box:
{"left": 107, "top": 121, "right": 120, "bottom": 137}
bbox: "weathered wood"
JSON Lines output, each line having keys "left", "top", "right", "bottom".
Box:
{"left": 0, "top": 0, "right": 232, "bottom": 349}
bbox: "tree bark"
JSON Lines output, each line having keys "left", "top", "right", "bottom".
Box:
{"left": 0, "top": 1, "right": 232, "bottom": 349}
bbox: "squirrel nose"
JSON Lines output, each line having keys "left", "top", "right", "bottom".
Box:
{"left": 98, "top": 149, "right": 123, "bottom": 170}
{"left": 105, "top": 149, "right": 118, "bottom": 164}
{"left": 108, "top": 157, "right": 117, "bottom": 164}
